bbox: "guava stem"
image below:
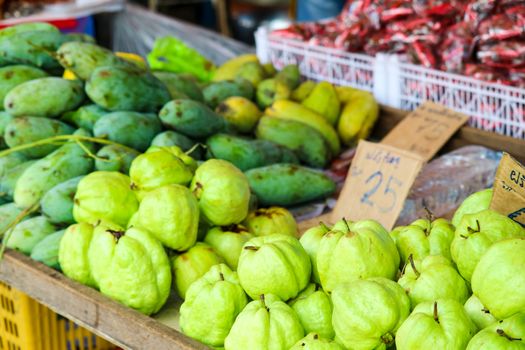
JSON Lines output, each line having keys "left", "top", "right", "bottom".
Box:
{"left": 497, "top": 329, "right": 522, "bottom": 341}
{"left": 219, "top": 272, "right": 224, "bottom": 281}
{"left": 482, "top": 308, "right": 491, "bottom": 314}
{"left": 423, "top": 206, "right": 435, "bottom": 222}
{"left": 433, "top": 302, "right": 439, "bottom": 324}
{"left": 408, "top": 255, "right": 420, "bottom": 278}
{"left": 342, "top": 217, "right": 350, "bottom": 231}
{"left": 107, "top": 229, "right": 125, "bottom": 241}
{"left": 467, "top": 220, "right": 481, "bottom": 234}
{"left": 380, "top": 332, "right": 394, "bottom": 345}
{"left": 244, "top": 246, "right": 259, "bottom": 251}
{"left": 185, "top": 143, "right": 204, "bottom": 156}
{"left": 260, "top": 294, "right": 269, "bottom": 311}
{"left": 130, "top": 182, "right": 138, "bottom": 190}
{"left": 313, "top": 334, "right": 319, "bottom": 340}
{"left": 319, "top": 222, "right": 330, "bottom": 233}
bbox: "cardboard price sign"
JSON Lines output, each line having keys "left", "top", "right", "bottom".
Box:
{"left": 490, "top": 153, "right": 525, "bottom": 226}
{"left": 381, "top": 101, "right": 468, "bottom": 161}
{"left": 331, "top": 141, "right": 424, "bottom": 230}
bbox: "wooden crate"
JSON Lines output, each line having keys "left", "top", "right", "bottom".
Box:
{"left": 0, "top": 106, "right": 523, "bottom": 350}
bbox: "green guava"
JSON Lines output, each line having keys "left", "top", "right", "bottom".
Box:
{"left": 451, "top": 209, "right": 525, "bottom": 282}
{"left": 237, "top": 234, "right": 311, "bottom": 300}
{"left": 332, "top": 277, "right": 410, "bottom": 350}
{"left": 204, "top": 225, "right": 254, "bottom": 270}
{"left": 289, "top": 333, "right": 344, "bottom": 350}
{"left": 87, "top": 225, "right": 171, "bottom": 315}
{"left": 395, "top": 299, "right": 476, "bottom": 350}
{"left": 464, "top": 295, "right": 498, "bottom": 330}
{"left": 471, "top": 238, "right": 525, "bottom": 319}
{"left": 398, "top": 255, "right": 469, "bottom": 309}
{"left": 452, "top": 188, "right": 493, "bottom": 227}
{"left": 59, "top": 222, "right": 98, "bottom": 287}
{"left": 190, "top": 159, "right": 250, "bottom": 226}
{"left": 224, "top": 294, "right": 304, "bottom": 350}
{"left": 289, "top": 283, "right": 334, "bottom": 339}
{"left": 180, "top": 264, "right": 248, "bottom": 347}
{"left": 316, "top": 219, "right": 399, "bottom": 292}
{"left": 172, "top": 242, "right": 225, "bottom": 299}
{"left": 147, "top": 145, "right": 198, "bottom": 172}
{"left": 299, "top": 222, "right": 331, "bottom": 284}
{"left": 134, "top": 184, "right": 199, "bottom": 251}
{"left": 466, "top": 312, "right": 525, "bottom": 350}
{"left": 73, "top": 171, "right": 139, "bottom": 227}
{"left": 244, "top": 206, "right": 297, "bottom": 236}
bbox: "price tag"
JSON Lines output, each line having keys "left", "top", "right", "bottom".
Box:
{"left": 381, "top": 102, "right": 468, "bottom": 161}
{"left": 331, "top": 141, "right": 424, "bottom": 230}
{"left": 490, "top": 153, "right": 525, "bottom": 226}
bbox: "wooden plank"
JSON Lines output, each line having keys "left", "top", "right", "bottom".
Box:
{"left": 0, "top": 250, "right": 209, "bottom": 350}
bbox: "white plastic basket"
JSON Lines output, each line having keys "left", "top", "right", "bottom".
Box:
{"left": 255, "top": 27, "right": 525, "bottom": 139}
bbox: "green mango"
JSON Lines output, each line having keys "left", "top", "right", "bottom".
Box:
{"left": 0, "top": 22, "right": 59, "bottom": 38}
{"left": 215, "top": 96, "right": 262, "bottom": 134}
{"left": 302, "top": 82, "right": 341, "bottom": 126}
{"left": 14, "top": 129, "right": 94, "bottom": 208}
{"left": 0, "top": 152, "right": 28, "bottom": 178}
{"left": 398, "top": 255, "right": 469, "bottom": 309}
{"left": 452, "top": 188, "right": 493, "bottom": 227}
{"left": 237, "top": 234, "right": 311, "bottom": 300}
{"left": 224, "top": 293, "right": 304, "bottom": 350}
{"left": 0, "top": 160, "right": 36, "bottom": 202}
{"left": 5, "top": 216, "right": 58, "bottom": 254}
{"left": 256, "top": 116, "right": 331, "bottom": 168}
{"left": 4, "top": 78, "right": 84, "bottom": 118}
{"left": 291, "top": 80, "right": 316, "bottom": 102}
{"left": 245, "top": 164, "right": 336, "bottom": 206}
{"left": 244, "top": 206, "right": 297, "bottom": 237}
{"left": 237, "top": 61, "right": 266, "bottom": 87}
{"left": 30, "top": 229, "right": 65, "bottom": 269}
{"left": 466, "top": 312, "right": 525, "bottom": 350}
{"left": 86, "top": 66, "right": 171, "bottom": 112}
{"left": 396, "top": 299, "right": 476, "bottom": 349}
{"left": 203, "top": 225, "right": 254, "bottom": 270}
{"left": 316, "top": 220, "right": 400, "bottom": 292}
{"left": 179, "top": 264, "right": 248, "bottom": 347}
{"left": 150, "top": 131, "right": 203, "bottom": 159}
{"left": 88, "top": 225, "right": 171, "bottom": 315}
{"left": 159, "top": 99, "right": 225, "bottom": 138}
{"left": 73, "top": 171, "right": 138, "bottom": 227}
{"left": 290, "top": 333, "right": 344, "bottom": 350}
{"left": 275, "top": 64, "right": 301, "bottom": 90}
{"left": 206, "top": 133, "right": 298, "bottom": 171}
{"left": 172, "top": 242, "right": 224, "bottom": 299}
{"left": 61, "top": 104, "right": 108, "bottom": 132}
{"left": 464, "top": 295, "right": 498, "bottom": 330}
{"left": 153, "top": 71, "right": 204, "bottom": 101}
{"left": 62, "top": 33, "right": 96, "bottom": 44}
{"left": 299, "top": 223, "right": 331, "bottom": 284}
{"left": 289, "top": 284, "right": 334, "bottom": 339}
{"left": 95, "top": 145, "right": 139, "bottom": 174}
{"left": 203, "top": 79, "right": 254, "bottom": 109}
{"left": 262, "top": 63, "right": 277, "bottom": 77}
{"left": 332, "top": 277, "right": 411, "bottom": 349}
{"left": 59, "top": 223, "right": 97, "bottom": 287}
{"left": 57, "top": 41, "right": 139, "bottom": 80}
{"left": 93, "top": 111, "right": 162, "bottom": 152}
{"left": 0, "top": 202, "right": 31, "bottom": 237}
{"left": 0, "top": 30, "right": 64, "bottom": 70}
{"left": 4, "top": 117, "right": 75, "bottom": 158}
{"left": 190, "top": 159, "right": 251, "bottom": 226}
{"left": 0, "top": 65, "right": 48, "bottom": 110}
{"left": 0, "top": 112, "right": 14, "bottom": 149}
{"left": 134, "top": 184, "right": 199, "bottom": 251}
{"left": 40, "top": 176, "right": 83, "bottom": 225}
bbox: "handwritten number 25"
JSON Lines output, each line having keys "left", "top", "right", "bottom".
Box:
{"left": 360, "top": 171, "right": 403, "bottom": 213}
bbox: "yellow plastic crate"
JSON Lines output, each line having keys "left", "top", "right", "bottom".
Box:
{"left": 0, "top": 282, "right": 114, "bottom": 350}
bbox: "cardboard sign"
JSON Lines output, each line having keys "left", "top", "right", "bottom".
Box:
{"left": 381, "top": 101, "right": 469, "bottom": 161}
{"left": 490, "top": 153, "right": 525, "bottom": 226}
{"left": 331, "top": 141, "right": 424, "bottom": 230}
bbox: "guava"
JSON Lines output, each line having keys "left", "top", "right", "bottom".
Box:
{"left": 289, "top": 283, "right": 334, "bottom": 339}
{"left": 237, "top": 234, "right": 311, "bottom": 300}
{"left": 289, "top": 333, "right": 344, "bottom": 350}
{"left": 451, "top": 209, "right": 525, "bottom": 282}
{"left": 129, "top": 147, "right": 194, "bottom": 200}
{"left": 190, "top": 159, "right": 250, "bottom": 226}
{"left": 73, "top": 171, "right": 138, "bottom": 227}
{"left": 398, "top": 255, "right": 469, "bottom": 308}
{"left": 299, "top": 222, "right": 331, "bottom": 284}
{"left": 391, "top": 217, "right": 455, "bottom": 265}
{"left": 134, "top": 184, "right": 199, "bottom": 251}
{"left": 316, "top": 219, "right": 400, "bottom": 292}
{"left": 146, "top": 145, "right": 198, "bottom": 172}
{"left": 87, "top": 225, "right": 171, "bottom": 315}
{"left": 244, "top": 206, "right": 297, "bottom": 237}
{"left": 59, "top": 223, "right": 98, "bottom": 287}
{"left": 172, "top": 242, "right": 225, "bottom": 299}
{"left": 464, "top": 295, "right": 498, "bottom": 330}
{"left": 452, "top": 188, "right": 493, "bottom": 227}
{"left": 204, "top": 225, "right": 254, "bottom": 269}
{"left": 395, "top": 299, "right": 476, "bottom": 350}
{"left": 180, "top": 264, "right": 248, "bottom": 347}
{"left": 332, "top": 277, "right": 410, "bottom": 350}
{"left": 466, "top": 312, "right": 525, "bottom": 350}
{"left": 224, "top": 294, "right": 304, "bottom": 350}
{"left": 471, "top": 238, "right": 525, "bottom": 319}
